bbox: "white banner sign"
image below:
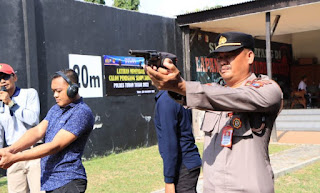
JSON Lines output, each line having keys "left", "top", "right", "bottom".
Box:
{"left": 68, "top": 54, "right": 103, "bottom": 98}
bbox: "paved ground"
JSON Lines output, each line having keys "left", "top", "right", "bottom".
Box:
{"left": 152, "top": 131, "right": 320, "bottom": 193}
{"left": 270, "top": 143, "right": 320, "bottom": 178}
{"left": 277, "top": 131, "right": 320, "bottom": 144}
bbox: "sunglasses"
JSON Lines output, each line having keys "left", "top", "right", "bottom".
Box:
{"left": 0, "top": 74, "right": 13, "bottom": 81}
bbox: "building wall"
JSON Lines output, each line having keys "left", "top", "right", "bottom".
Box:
{"left": 292, "top": 29, "right": 320, "bottom": 63}
{"left": 255, "top": 30, "right": 320, "bottom": 64}
{"left": 0, "top": 0, "right": 183, "bottom": 160}
{"left": 0, "top": 1, "right": 29, "bottom": 87}
{"left": 256, "top": 34, "right": 293, "bottom": 45}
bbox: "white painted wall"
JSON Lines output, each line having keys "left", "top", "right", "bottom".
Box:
{"left": 256, "top": 30, "right": 320, "bottom": 64}
{"left": 292, "top": 29, "right": 320, "bottom": 63}
{"left": 192, "top": 109, "right": 205, "bottom": 140}
{"left": 256, "top": 34, "right": 293, "bottom": 45}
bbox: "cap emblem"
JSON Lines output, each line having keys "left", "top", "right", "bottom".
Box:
{"left": 215, "top": 35, "right": 242, "bottom": 50}
{"left": 0, "top": 65, "right": 2, "bottom": 69}
{"left": 218, "top": 36, "right": 227, "bottom": 46}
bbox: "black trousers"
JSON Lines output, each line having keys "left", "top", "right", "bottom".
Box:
{"left": 175, "top": 164, "right": 201, "bottom": 193}
{"left": 46, "top": 179, "right": 87, "bottom": 193}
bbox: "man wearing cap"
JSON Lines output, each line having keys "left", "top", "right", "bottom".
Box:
{"left": 146, "top": 32, "right": 282, "bottom": 192}
{"left": 0, "top": 63, "right": 43, "bottom": 193}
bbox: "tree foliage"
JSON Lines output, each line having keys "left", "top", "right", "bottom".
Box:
{"left": 84, "top": 0, "right": 105, "bottom": 4}
{"left": 83, "top": 0, "right": 140, "bottom": 11}
{"left": 113, "top": 0, "right": 140, "bottom": 11}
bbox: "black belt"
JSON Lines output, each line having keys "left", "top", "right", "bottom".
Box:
{"left": 204, "top": 132, "right": 212, "bottom": 137}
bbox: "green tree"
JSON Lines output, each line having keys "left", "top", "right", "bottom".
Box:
{"left": 113, "top": 0, "right": 140, "bottom": 11}
{"left": 84, "top": 0, "right": 105, "bottom": 4}
{"left": 213, "top": 5, "right": 223, "bottom": 9}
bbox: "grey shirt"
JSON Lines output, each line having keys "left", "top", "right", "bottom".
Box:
{"left": 183, "top": 73, "right": 282, "bottom": 193}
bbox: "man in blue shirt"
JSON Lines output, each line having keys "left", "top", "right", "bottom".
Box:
{"left": 0, "top": 69, "right": 94, "bottom": 193}
{"left": 154, "top": 90, "right": 202, "bottom": 193}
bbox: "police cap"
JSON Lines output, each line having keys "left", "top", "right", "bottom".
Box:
{"left": 208, "top": 32, "right": 254, "bottom": 57}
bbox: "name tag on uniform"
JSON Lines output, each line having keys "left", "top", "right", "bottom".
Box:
{"left": 221, "top": 125, "right": 233, "bottom": 148}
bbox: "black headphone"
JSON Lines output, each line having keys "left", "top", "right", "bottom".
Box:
{"left": 55, "top": 71, "right": 79, "bottom": 98}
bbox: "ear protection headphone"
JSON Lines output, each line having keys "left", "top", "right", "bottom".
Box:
{"left": 55, "top": 71, "right": 79, "bottom": 98}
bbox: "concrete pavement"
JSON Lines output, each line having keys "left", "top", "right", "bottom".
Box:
{"left": 271, "top": 143, "right": 320, "bottom": 178}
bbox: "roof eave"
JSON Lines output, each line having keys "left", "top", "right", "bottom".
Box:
{"left": 176, "top": 0, "right": 320, "bottom": 26}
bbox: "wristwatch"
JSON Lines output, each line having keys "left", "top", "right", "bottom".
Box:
{"left": 8, "top": 100, "right": 16, "bottom": 108}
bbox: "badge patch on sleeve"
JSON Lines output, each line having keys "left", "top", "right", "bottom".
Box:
{"left": 245, "top": 79, "right": 272, "bottom": 88}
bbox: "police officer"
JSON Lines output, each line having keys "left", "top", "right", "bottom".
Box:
{"left": 146, "top": 31, "right": 283, "bottom": 193}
